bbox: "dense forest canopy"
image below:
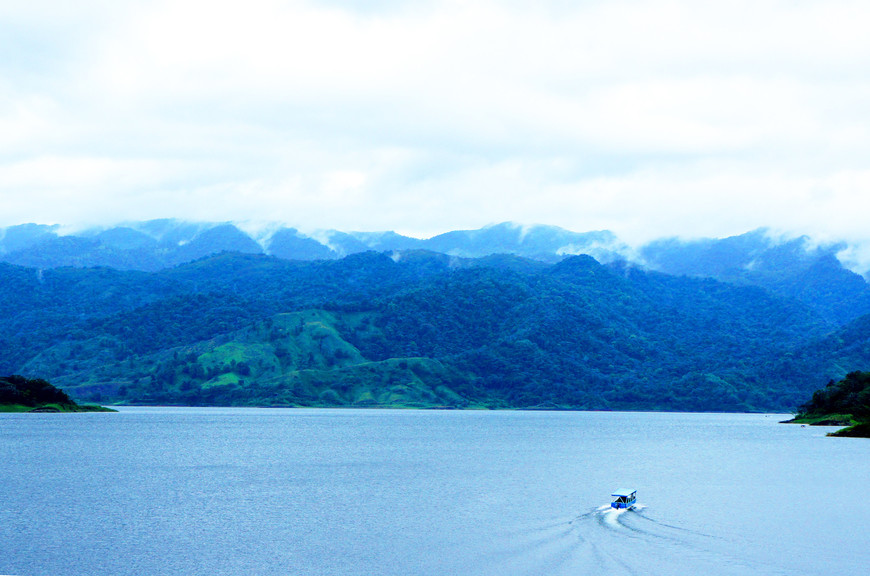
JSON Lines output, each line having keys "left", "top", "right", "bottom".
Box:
{"left": 798, "top": 371, "right": 870, "bottom": 420}
{"left": 0, "top": 375, "right": 73, "bottom": 407}
{"left": 3, "top": 247, "right": 870, "bottom": 412}
{"left": 791, "top": 371, "right": 870, "bottom": 437}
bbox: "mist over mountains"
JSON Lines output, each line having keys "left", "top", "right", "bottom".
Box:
{"left": 3, "top": 219, "right": 870, "bottom": 411}
{"left": 0, "top": 220, "right": 632, "bottom": 269}
{"left": 3, "top": 219, "right": 869, "bottom": 325}
{"left": 1, "top": 219, "right": 864, "bottom": 276}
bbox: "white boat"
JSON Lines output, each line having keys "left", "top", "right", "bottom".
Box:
{"left": 611, "top": 488, "right": 636, "bottom": 509}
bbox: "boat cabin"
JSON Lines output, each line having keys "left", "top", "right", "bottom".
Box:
{"left": 611, "top": 488, "right": 636, "bottom": 509}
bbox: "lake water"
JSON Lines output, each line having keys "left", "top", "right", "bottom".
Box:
{"left": 1, "top": 408, "right": 867, "bottom": 576}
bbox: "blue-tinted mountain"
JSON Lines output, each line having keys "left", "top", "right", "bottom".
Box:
{"left": 641, "top": 229, "right": 870, "bottom": 325}
{"left": 419, "top": 222, "right": 627, "bottom": 263}
{"left": 135, "top": 219, "right": 211, "bottom": 246}
{"left": 349, "top": 231, "right": 423, "bottom": 252}
{"left": 1, "top": 235, "right": 169, "bottom": 270}
{"left": 3, "top": 220, "right": 870, "bottom": 327}
{"left": 267, "top": 228, "right": 338, "bottom": 260}
{"left": 317, "top": 230, "right": 371, "bottom": 257}
{"left": 0, "top": 221, "right": 264, "bottom": 271}
{"left": 167, "top": 224, "right": 263, "bottom": 265}
{"left": 1, "top": 249, "right": 852, "bottom": 412}
{"left": 0, "top": 220, "right": 631, "bottom": 268}
{"left": 92, "top": 227, "right": 158, "bottom": 251}
{"left": 776, "top": 312, "right": 870, "bottom": 390}
{"left": 0, "top": 224, "right": 60, "bottom": 253}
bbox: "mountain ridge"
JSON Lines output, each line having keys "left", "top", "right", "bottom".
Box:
{"left": 3, "top": 249, "right": 863, "bottom": 412}
{"left": 0, "top": 219, "right": 861, "bottom": 270}
{"left": 4, "top": 219, "right": 870, "bottom": 327}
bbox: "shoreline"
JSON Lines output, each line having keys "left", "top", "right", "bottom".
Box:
{"left": 781, "top": 414, "right": 870, "bottom": 438}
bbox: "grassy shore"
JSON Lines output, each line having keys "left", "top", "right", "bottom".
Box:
{"left": 783, "top": 414, "right": 869, "bottom": 437}
{"left": 782, "top": 413, "right": 856, "bottom": 426}
{"left": 0, "top": 403, "right": 116, "bottom": 413}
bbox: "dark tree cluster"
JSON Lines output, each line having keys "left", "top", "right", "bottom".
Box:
{"left": 0, "top": 375, "right": 73, "bottom": 407}
{"left": 798, "top": 371, "right": 870, "bottom": 419}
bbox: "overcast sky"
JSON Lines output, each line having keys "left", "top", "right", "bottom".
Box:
{"left": 2, "top": 0, "right": 870, "bottom": 252}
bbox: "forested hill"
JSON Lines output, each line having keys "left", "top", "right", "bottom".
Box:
{"left": 789, "top": 371, "right": 870, "bottom": 437}
{"left": 0, "top": 375, "right": 111, "bottom": 412}
{"left": 5, "top": 221, "right": 870, "bottom": 327}
{"left": 2, "top": 250, "right": 866, "bottom": 411}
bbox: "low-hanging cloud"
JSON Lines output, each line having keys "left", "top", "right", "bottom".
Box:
{"left": 1, "top": 0, "right": 870, "bottom": 249}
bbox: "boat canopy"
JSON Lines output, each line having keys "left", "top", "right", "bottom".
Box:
{"left": 611, "top": 489, "right": 636, "bottom": 498}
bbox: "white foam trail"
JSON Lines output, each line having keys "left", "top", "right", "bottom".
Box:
{"left": 603, "top": 508, "right": 623, "bottom": 527}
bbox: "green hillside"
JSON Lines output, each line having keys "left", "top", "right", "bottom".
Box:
{"left": 3, "top": 250, "right": 867, "bottom": 411}
{"left": 49, "top": 310, "right": 486, "bottom": 408}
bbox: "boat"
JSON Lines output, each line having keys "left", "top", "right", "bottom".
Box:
{"left": 611, "top": 488, "right": 636, "bottom": 509}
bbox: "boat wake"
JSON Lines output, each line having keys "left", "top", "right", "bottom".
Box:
{"left": 471, "top": 504, "right": 801, "bottom": 576}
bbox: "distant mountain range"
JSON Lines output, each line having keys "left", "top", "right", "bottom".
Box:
{"left": 0, "top": 220, "right": 630, "bottom": 269}
{"left": 3, "top": 219, "right": 870, "bottom": 412}
{"left": 3, "top": 219, "right": 869, "bottom": 326}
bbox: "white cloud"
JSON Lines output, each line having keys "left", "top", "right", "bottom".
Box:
{"left": 2, "top": 0, "right": 870, "bottom": 253}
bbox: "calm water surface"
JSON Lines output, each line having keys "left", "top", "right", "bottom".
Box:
{"left": 1, "top": 408, "right": 867, "bottom": 575}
